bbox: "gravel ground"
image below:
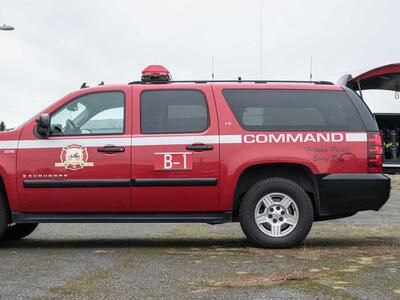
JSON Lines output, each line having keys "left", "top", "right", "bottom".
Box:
{"left": 0, "top": 190, "right": 399, "bottom": 299}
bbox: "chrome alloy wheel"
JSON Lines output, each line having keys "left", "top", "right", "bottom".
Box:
{"left": 254, "top": 193, "right": 299, "bottom": 238}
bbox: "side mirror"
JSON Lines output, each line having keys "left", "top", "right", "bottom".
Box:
{"left": 36, "top": 113, "right": 50, "bottom": 138}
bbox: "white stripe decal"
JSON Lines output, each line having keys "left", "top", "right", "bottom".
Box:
{"left": 345, "top": 133, "right": 367, "bottom": 142}
{"left": 132, "top": 135, "right": 220, "bottom": 146}
{"left": 219, "top": 135, "right": 242, "bottom": 144}
{"left": 18, "top": 138, "right": 131, "bottom": 149}
{"left": 0, "top": 140, "right": 19, "bottom": 149}
{"left": 0, "top": 133, "right": 367, "bottom": 150}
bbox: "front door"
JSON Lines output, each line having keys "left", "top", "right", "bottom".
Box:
{"left": 131, "top": 86, "right": 220, "bottom": 211}
{"left": 17, "top": 88, "right": 132, "bottom": 212}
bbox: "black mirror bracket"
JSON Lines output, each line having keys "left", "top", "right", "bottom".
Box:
{"left": 35, "top": 113, "right": 50, "bottom": 138}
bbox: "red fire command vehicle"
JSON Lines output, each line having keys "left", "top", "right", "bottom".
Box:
{"left": 0, "top": 65, "right": 391, "bottom": 248}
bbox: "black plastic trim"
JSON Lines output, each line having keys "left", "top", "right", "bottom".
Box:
{"left": 23, "top": 179, "right": 131, "bottom": 188}
{"left": 134, "top": 178, "right": 217, "bottom": 187}
{"left": 186, "top": 144, "right": 214, "bottom": 151}
{"left": 129, "top": 79, "right": 334, "bottom": 85}
{"left": 316, "top": 173, "right": 390, "bottom": 217}
{"left": 12, "top": 212, "right": 232, "bottom": 225}
{"left": 97, "top": 146, "right": 125, "bottom": 153}
{"left": 23, "top": 178, "right": 218, "bottom": 188}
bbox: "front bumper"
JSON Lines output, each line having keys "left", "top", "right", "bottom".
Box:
{"left": 317, "top": 173, "right": 391, "bottom": 217}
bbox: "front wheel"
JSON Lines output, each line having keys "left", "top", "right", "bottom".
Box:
{"left": 239, "top": 177, "right": 314, "bottom": 248}
{"left": 2, "top": 223, "right": 38, "bottom": 240}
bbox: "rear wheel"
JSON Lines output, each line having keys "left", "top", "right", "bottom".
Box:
{"left": 2, "top": 223, "right": 38, "bottom": 240}
{"left": 239, "top": 177, "right": 314, "bottom": 248}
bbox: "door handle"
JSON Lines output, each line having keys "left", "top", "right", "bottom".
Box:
{"left": 97, "top": 145, "right": 125, "bottom": 153}
{"left": 186, "top": 143, "right": 214, "bottom": 151}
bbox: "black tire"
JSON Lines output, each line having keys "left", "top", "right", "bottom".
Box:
{"left": 239, "top": 177, "right": 314, "bottom": 248}
{"left": 0, "top": 191, "right": 10, "bottom": 239}
{"left": 2, "top": 223, "right": 38, "bottom": 240}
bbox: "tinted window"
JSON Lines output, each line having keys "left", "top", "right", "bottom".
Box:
{"left": 223, "top": 89, "right": 365, "bottom": 131}
{"left": 344, "top": 87, "right": 379, "bottom": 131}
{"left": 141, "top": 90, "right": 209, "bottom": 134}
{"left": 50, "top": 92, "right": 125, "bottom": 136}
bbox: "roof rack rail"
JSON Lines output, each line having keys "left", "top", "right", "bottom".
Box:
{"left": 128, "top": 79, "right": 334, "bottom": 85}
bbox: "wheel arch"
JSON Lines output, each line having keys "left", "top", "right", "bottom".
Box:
{"left": 232, "top": 163, "right": 320, "bottom": 220}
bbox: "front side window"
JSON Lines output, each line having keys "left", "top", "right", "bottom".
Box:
{"left": 50, "top": 92, "right": 125, "bottom": 136}
{"left": 140, "top": 90, "right": 209, "bottom": 134}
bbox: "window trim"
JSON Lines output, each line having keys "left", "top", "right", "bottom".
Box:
{"left": 139, "top": 89, "right": 210, "bottom": 135}
{"left": 48, "top": 90, "right": 127, "bottom": 137}
{"left": 222, "top": 88, "right": 364, "bottom": 132}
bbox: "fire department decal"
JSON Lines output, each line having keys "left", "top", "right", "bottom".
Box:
{"left": 55, "top": 144, "right": 94, "bottom": 170}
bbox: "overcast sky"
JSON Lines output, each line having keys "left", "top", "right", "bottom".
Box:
{"left": 1, "top": 0, "right": 400, "bottom": 127}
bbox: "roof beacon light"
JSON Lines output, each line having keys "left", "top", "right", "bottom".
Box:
{"left": 141, "top": 65, "right": 172, "bottom": 83}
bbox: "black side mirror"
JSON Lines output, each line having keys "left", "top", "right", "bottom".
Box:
{"left": 36, "top": 113, "right": 50, "bottom": 138}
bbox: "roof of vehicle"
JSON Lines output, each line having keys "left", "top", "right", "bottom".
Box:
{"left": 73, "top": 65, "right": 343, "bottom": 94}
{"left": 75, "top": 82, "right": 342, "bottom": 95}
{"left": 130, "top": 80, "right": 340, "bottom": 90}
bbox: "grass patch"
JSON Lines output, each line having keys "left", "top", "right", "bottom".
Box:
{"left": 200, "top": 271, "right": 318, "bottom": 289}
{"left": 50, "top": 268, "right": 112, "bottom": 297}
{"left": 284, "top": 279, "right": 356, "bottom": 300}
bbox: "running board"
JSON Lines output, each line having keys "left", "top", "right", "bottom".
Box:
{"left": 12, "top": 212, "right": 232, "bottom": 225}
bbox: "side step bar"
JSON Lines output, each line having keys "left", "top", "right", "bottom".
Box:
{"left": 12, "top": 212, "right": 232, "bottom": 225}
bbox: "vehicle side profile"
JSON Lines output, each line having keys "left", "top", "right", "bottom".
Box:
{"left": 0, "top": 65, "right": 391, "bottom": 248}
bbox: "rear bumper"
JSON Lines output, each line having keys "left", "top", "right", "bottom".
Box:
{"left": 317, "top": 173, "right": 391, "bottom": 217}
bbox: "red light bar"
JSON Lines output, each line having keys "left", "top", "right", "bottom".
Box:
{"left": 141, "top": 65, "right": 172, "bottom": 82}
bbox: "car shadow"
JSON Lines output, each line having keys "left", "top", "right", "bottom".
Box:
{"left": 0, "top": 237, "right": 249, "bottom": 249}
{"left": 0, "top": 236, "right": 398, "bottom": 250}
{"left": 304, "top": 236, "right": 400, "bottom": 248}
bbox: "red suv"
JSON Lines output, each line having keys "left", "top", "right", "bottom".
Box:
{"left": 0, "top": 66, "right": 390, "bottom": 248}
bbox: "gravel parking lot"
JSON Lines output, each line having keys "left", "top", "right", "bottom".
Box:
{"left": 1, "top": 190, "right": 399, "bottom": 299}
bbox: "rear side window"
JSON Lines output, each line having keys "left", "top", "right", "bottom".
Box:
{"left": 223, "top": 89, "right": 365, "bottom": 131}
{"left": 141, "top": 90, "right": 209, "bottom": 134}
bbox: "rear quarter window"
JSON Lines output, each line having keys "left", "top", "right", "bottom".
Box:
{"left": 343, "top": 87, "right": 379, "bottom": 131}
{"left": 222, "top": 89, "right": 365, "bottom": 131}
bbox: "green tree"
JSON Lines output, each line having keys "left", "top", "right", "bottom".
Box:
{"left": 0, "top": 121, "right": 6, "bottom": 131}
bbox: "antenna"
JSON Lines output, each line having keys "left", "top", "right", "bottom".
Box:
{"left": 309, "top": 56, "right": 313, "bottom": 82}
{"left": 212, "top": 56, "right": 215, "bottom": 80}
{"left": 260, "top": 0, "right": 263, "bottom": 80}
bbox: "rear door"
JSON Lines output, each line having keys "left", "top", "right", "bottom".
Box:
{"left": 339, "top": 63, "right": 400, "bottom": 93}
{"left": 131, "top": 85, "right": 220, "bottom": 212}
{"left": 339, "top": 63, "right": 400, "bottom": 173}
